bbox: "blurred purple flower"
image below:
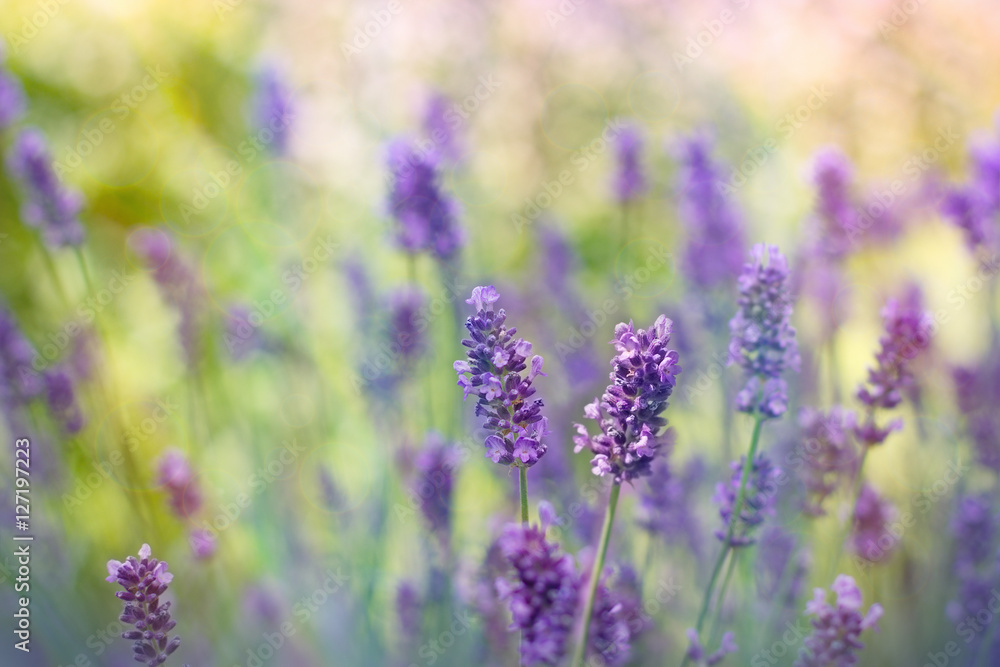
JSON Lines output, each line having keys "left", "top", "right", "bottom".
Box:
{"left": 685, "top": 629, "right": 737, "bottom": 666}
{"left": 386, "top": 139, "right": 463, "bottom": 260}
{"left": 611, "top": 123, "right": 647, "bottom": 205}
{"left": 849, "top": 483, "right": 897, "bottom": 563}
{"left": 411, "top": 434, "right": 458, "bottom": 542}
{"left": 224, "top": 304, "right": 264, "bottom": 362}
{"left": 810, "top": 147, "right": 858, "bottom": 258}
{"left": 574, "top": 315, "right": 681, "bottom": 483}
{"left": 252, "top": 65, "right": 293, "bottom": 156}
{"left": 854, "top": 289, "right": 932, "bottom": 447}
{"left": 638, "top": 453, "right": 704, "bottom": 556}
{"left": 797, "top": 406, "right": 859, "bottom": 515}
{"left": 756, "top": 526, "right": 808, "bottom": 610}
{"left": 105, "top": 543, "right": 182, "bottom": 666}
{"left": 43, "top": 367, "right": 83, "bottom": 434}
{"left": 455, "top": 286, "right": 548, "bottom": 467}
{"left": 389, "top": 286, "right": 425, "bottom": 369}
{"left": 588, "top": 576, "right": 631, "bottom": 666}
{"left": 0, "top": 58, "right": 25, "bottom": 129}
{"left": 728, "top": 244, "right": 799, "bottom": 419}
{"left": 714, "top": 453, "right": 780, "bottom": 548}
{"left": 157, "top": 449, "right": 201, "bottom": 518}
{"left": 675, "top": 132, "right": 746, "bottom": 289}
{"left": 795, "top": 574, "right": 882, "bottom": 667}
{"left": 495, "top": 503, "right": 578, "bottom": 666}
{"left": 189, "top": 529, "right": 216, "bottom": 560}
{"left": 422, "top": 92, "right": 462, "bottom": 164}
{"left": 0, "top": 306, "right": 43, "bottom": 410}
{"left": 396, "top": 581, "right": 422, "bottom": 646}
{"left": 7, "top": 128, "right": 85, "bottom": 247}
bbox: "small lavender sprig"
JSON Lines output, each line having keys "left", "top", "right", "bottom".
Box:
{"left": 713, "top": 453, "right": 780, "bottom": 548}
{"left": 387, "top": 139, "right": 463, "bottom": 260}
{"left": 795, "top": 575, "right": 883, "bottom": 667}
{"left": 105, "top": 544, "right": 182, "bottom": 666}
{"left": 611, "top": 124, "right": 647, "bottom": 206}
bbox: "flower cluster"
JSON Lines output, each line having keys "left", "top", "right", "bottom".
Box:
{"left": 495, "top": 504, "right": 579, "bottom": 666}
{"left": 675, "top": 133, "right": 746, "bottom": 289}
{"left": 810, "top": 147, "right": 858, "bottom": 258}
{"left": 728, "top": 244, "right": 799, "bottom": 419}
{"left": 573, "top": 315, "right": 681, "bottom": 483}
{"left": 157, "top": 450, "right": 202, "bottom": 519}
{"left": 795, "top": 575, "right": 882, "bottom": 667}
{"left": 105, "top": 544, "right": 182, "bottom": 666}
{"left": 849, "top": 483, "right": 897, "bottom": 563}
{"left": 942, "top": 123, "right": 1000, "bottom": 254}
{"left": 797, "top": 407, "right": 859, "bottom": 515}
{"left": 455, "top": 286, "right": 548, "bottom": 467}
{"left": 611, "top": 124, "right": 647, "bottom": 205}
{"left": 388, "top": 286, "right": 426, "bottom": 369}
{"left": 386, "top": 139, "right": 463, "bottom": 260}
{"left": 7, "top": 128, "right": 85, "bottom": 248}
{"left": 713, "top": 454, "right": 781, "bottom": 548}
{"left": 410, "top": 433, "right": 458, "bottom": 543}
{"left": 854, "top": 291, "right": 932, "bottom": 447}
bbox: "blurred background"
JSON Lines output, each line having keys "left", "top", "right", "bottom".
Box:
{"left": 0, "top": 0, "right": 998, "bottom": 665}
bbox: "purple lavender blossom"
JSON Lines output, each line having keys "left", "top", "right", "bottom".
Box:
{"left": 795, "top": 575, "right": 882, "bottom": 667}
{"left": 189, "top": 529, "right": 216, "bottom": 560}
{"left": 0, "top": 54, "right": 25, "bottom": 129}
{"left": 611, "top": 124, "right": 647, "bottom": 205}
{"left": 396, "top": 581, "right": 422, "bottom": 645}
{"left": 728, "top": 244, "right": 800, "bottom": 419}
{"left": 411, "top": 434, "right": 457, "bottom": 542}
{"left": 43, "top": 367, "right": 84, "bottom": 434}
{"left": 495, "top": 503, "right": 578, "bottom": 666}
{"left": 685, "top": 630, "right": 737, "bottom": 666}
{"left": 942, "top": 187, "right": 992, "bottom": 252}
{"left": 854, "top": 291, "right": 932, "bottom": 447}
{"left": 952, "top": 494, "right": 996, "bottom": 568}
{"left": 588, "top": 577, "right": 631, "bottom": 666}
{"left": 0, "top": 306, "right": 43, "bottom": 409}
{"left": 131, "top": 228, "right": 203, "bottom": 368}
{"left": 675, "top": 132, "right": 746, "bottom": 289}
{"left": 714, "top": 453, "right": 781, "bottom": 548}
{"left": 953, "top": 355, "right": 1000, "bottom": 471}
{"left": 386, "top": 139, "right": 463, "bottom": 260}
{"left": 454, "top": 286, "right": 548, "bottom": 467}
{"left": 573, "top": 315, "right": 681, "bottom": 483}
{"left": 105, "top": 544, "right": 182, "bottom": 666}
{"left": 7, "top": 128, "right": 85, "bottom": 247}
{"left": 756, "top": 526, "right": 808, "bottom": 610}
{"left": 389, "top": 286, "right": 425, "bottom": 369}
{"left": 223, "top": 305, "right": 265, "bottom": 361}
{"left": 638, "top": 454, "right": 704, "bottom": 556}
{"left": 157, "top": 449, "right": 202, "bottom": 518}
{"left": 810, "top": 147, "right": 858, "bottom": 258}
{"left": 422, "top": 92, "right": 462, "bottom": 164}
{"left": 252, "top": 65, "right": 293, "bottom": 156}
{"left": 849, "top": 483, "right": 897, "bottom": 563}
{"left": 797, "top": 407, "right": 859, "bottom": 515}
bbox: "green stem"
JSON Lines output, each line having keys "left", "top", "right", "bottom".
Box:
{"left": 519, "top": 465, "right": 528, "bottom": 524}
{"left": 37, "top": 242, "right": 70, "bottom": 307}
{"left": 707, "top": 549, "right": 739, "bottom": 648}
{"left": 683, "top": 413, "right": 764, "bottom": 667}
{"left": 572, "top": 482, "right": 621, "bottom": 667}
{"left": 74, "top": 246, "right": 96, "bottom": 297}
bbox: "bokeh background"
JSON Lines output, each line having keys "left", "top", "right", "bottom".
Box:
{"left": 1, "top": 0, "right": 999, "bottom": 665}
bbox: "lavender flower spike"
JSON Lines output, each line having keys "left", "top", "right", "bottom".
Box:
{"left": 496, "top": 502, "right": 578, "bottom": 666}
{"left": 611, "top": 123, "right": 647, "bottom": 205}
{"left": 574, "top": 315, "right": 681, "bottom": 483}
{"left": 105, "top": 544, "right": 182, "bottom": 665}
{"left": 728, "top": 244, "right": 799, "bottom": 419}
{"left": 252, "top": 65, "right": 294, "bottom": 156}
{"left": 454, "top": 286, "right": 548, "bottom": 467}
{"left": 387, "top": 139, "right": 463, "bottom": 260}
{"left": 0, "top": 49, "right": 25, "bottom": 129}
{"left": 7, "top": 128, "right": 85, "bottom": 247}
{"left": 713, "top": 453, "right": 780, "bottom": 548}
{"left": 795, "top": 575, "right": 882, "bottom": 667}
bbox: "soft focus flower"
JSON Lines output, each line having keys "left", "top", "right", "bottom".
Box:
{"left": 685, "top": 629, "right": 737, "bottom": 666}
{"left": 411, "top": 434, "right": 457, "bottom": 541}
{"left": 756, "top": 526, "right": 808, "bottom": 609}
{"left": 941, "top": 186, "right": 992, "bottom": 252}
{"left": 495, "top": 503, "right": 578, "bottom": 666}
{"left": 810, "top": 147, "right": 858, "bottom": 258}
{"left": 795, "top": 575, "right": 882, "bottom": 667}
{"left": 0, "top": 306, "right": 43, "bottom": 411}
{"left": 386, "top": 139, "right": 463, "bottom": 260}
{"left": 728, "top": 244, "right": 799, "bottom": 418}
{"left": 389, "top": 286, "right": 426, "bottom": 369}
{"left": 675, "top": 132, "right": 746, "bottom": 289}
{"left": 395, "top": 581, "right": 422, "bottom": 646}
{"left": 252, "top": 65, "right": 293, "bottom": 155}
{"left": 157, "top": 449, "right": 202, "bottom": 518}
{"left": 713, "top": 453, "right": 781, "bottom": 548}
{"left": 223, "top": 304, "right": 266, "bottom": 362}
{"left": 455, "top": 286, "right": 548, "bottom": 467}
{"left": 952, "top": 352, "right": 1000, "bottom": 471}
{"left": 797, "top": 407, "right": 859, "bottom": 515}
{"left": 850, "top": 483, "right": 897, "bottom": 563}
{"left": 422, "top": 91, "right": 462, "bottom": 164}
{"left": 611, "top": 123, "right": 647, "bottom": 205}
{"left": 7, "top": 128, "right": 85, "bottom": 247}
{"left": 131, "top": 228, "right": 203, "bottom": 368}
{"left": 0, "top": 52, "right": 25, "bottom": 129}
{"left": 189, "top": 529, "right": 216, "bottom": 560}
{"left": 854, "top": 290, "right": 932, "bottom": 447}
{"left": 43, "top": 367, "right": 84, "bottom": 434}
{"left": 588, "top": 576, "right": 631, "bottom": 666}
{"left": 105, "top": 544, "right": 182, "bottom": 666}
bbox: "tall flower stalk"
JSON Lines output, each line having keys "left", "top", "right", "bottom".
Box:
{"left": 685, "top": 244, "right": 798, "bottom": 664}
{"left": 571, "top": 315, "right": 680, "bottom": 667}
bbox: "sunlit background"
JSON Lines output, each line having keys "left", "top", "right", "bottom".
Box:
{"left": 1, "top": 0, "right": 999, "bottom": 665}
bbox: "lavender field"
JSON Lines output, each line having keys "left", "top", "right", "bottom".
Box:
{"left": 1, "top": 0, "right": 999, "bottom": 665}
